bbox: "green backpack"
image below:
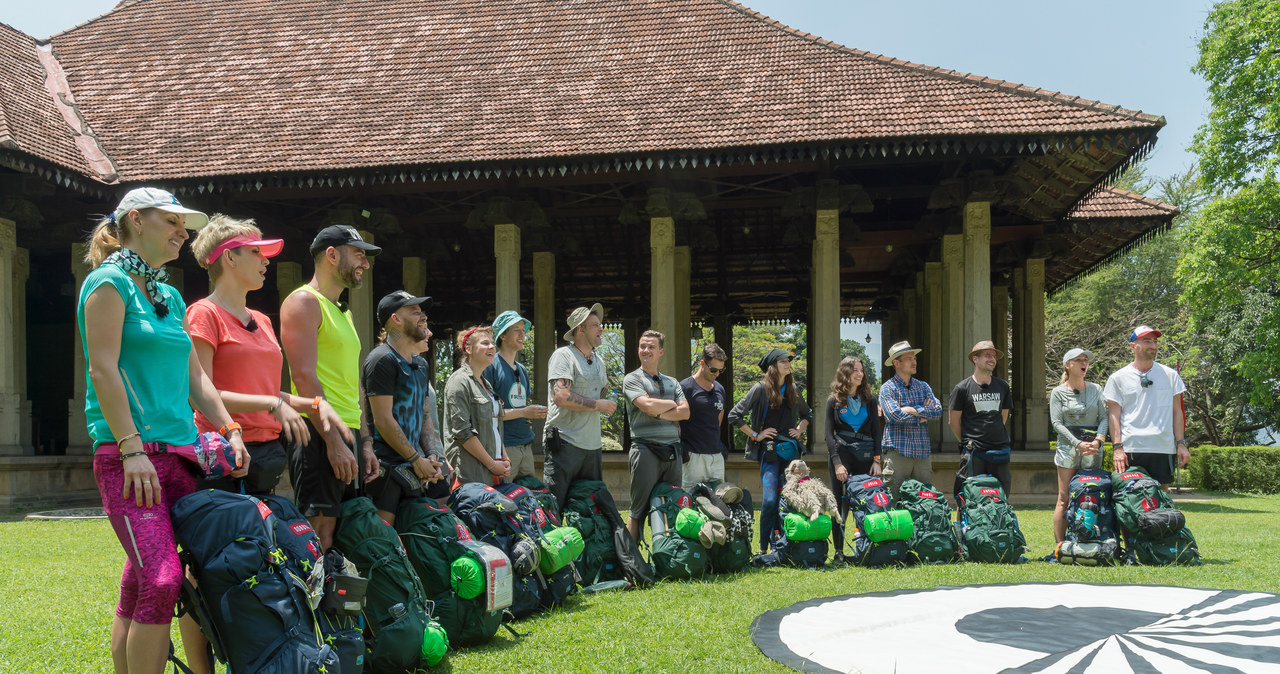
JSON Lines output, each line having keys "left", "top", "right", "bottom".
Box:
{"left": 394, "top": 498, "right": 503, "bottom": 647}
{"left": 561, "top": 481, "right": 627, "bottom": 585}
{"left": 958, "top": 476, "right": 1026, "bottom": 564}
{"left": 1111, "top": 467, "right": 1202, "bottom": 566}
{"left": 897, "top": 479, "right": 960, "bottom": 564}
{"left": 693, "top": 481, "right": 753, "bottom": 574}
{"left": 332, "top": 496, "right": 433, "bottom": 671}
{"left": 647, "top": 482, "right": 710, "bottom": 581}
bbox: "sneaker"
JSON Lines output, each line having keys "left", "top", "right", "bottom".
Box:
{"left": 832, "top": 552, "right": 847, "bottom": 567}
{"left": 1038, "top": 553, "right": 1058, "bottom": 563}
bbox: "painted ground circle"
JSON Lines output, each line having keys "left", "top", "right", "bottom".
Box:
{"left": 750, "top": 583, "right": 1280, "bottom": 673}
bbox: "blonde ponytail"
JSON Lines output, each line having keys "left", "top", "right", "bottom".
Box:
{"left": 84, "top": 218, "right": 121, "bottom": 269}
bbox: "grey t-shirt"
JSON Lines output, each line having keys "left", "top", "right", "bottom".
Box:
{"left": 544, "top": 345, "right": 608, "bottom": 449}
{"left": 623, "top": 367, "right": 685, "bottom": 445}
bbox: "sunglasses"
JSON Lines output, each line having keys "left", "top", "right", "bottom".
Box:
{"left": 651, "top": 374, "right": 665, "bottom": 395}
{"left": 707, "top": 366, "right": 724, "bottom": 374}
{"left": 1140, "top": 373, "right": 1153, "bottom": 388}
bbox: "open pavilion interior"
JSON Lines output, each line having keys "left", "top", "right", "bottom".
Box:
{"left": 0, "top": 0, "right": 1177, "bottom": 509}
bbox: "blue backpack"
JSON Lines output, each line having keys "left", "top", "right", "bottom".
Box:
{"left": 171, "top": 489, "right": 339, "bottom": 674}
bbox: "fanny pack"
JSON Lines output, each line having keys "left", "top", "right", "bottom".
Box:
{"left": 972, "top": 445, "right": 1011, "bottom": 464}
{"left": 381, "top": 458, "right": 426, "bottom": 495}
{"left": 768, "top": 437, "right": 801, "bottom": 463}
{"left": 835, "top": 430, "right": 875, "bottom": 463}
{"left": 1068, "top": 427, "right": 1100, "bottom": 443}
{"left": 637, "top": 440, "right": 681, "bottom": 463}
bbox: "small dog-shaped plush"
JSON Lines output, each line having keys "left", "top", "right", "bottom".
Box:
{"left": 781, "top": 459, "right": 840, "bottom": 521}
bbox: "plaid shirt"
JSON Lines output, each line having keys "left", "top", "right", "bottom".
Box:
{"left": 879, "top": 374, "right": 943, "bottom": 459}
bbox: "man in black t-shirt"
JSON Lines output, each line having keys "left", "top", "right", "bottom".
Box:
{"left": 678, "top": 343, "right": 729, "bottom": 492}
{"left": 949, "top": 340, "right": 1014, "bottom": 500}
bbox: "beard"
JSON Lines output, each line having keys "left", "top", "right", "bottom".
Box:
{"left": 337, "top": 261, "right": 362, "bottom": 289}
{"left": 405, "top": 321, "right": 429, "bottom": 342}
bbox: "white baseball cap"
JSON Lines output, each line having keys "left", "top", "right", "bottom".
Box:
{"left": 112, "top": 187, "right": 209, "bottom": 230}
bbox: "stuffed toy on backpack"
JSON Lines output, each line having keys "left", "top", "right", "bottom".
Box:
{"left": 957, "top": 475, "right": 1027, "bottom": 564}
{"left": 1111, "top": 466, "right": 1201, "bottom": 566}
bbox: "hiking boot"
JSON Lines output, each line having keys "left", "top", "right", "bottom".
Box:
{"left": 832, "top": 552, "right": 847, "bottom": 567}
{"left": 715, "top": 482, "right": 743, "bottom": 505}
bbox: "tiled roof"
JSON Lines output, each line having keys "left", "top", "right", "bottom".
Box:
{"left": 1068, "top": 187, "right": 1180, "bottom": 219}
{"left": 45, "top": 0, "right": 1165, "bottom": 182}
{"left": 0, "top": 22, "right": 100, "bottom": 176}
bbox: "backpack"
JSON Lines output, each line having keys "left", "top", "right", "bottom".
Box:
{"left": 394, "top": 498, "right": 503, "bottom": 647}
{"left": 561, "top": 480, "right": 655, "bottom": 588}
{"left": 259, "top": 494, "right": 366, "bottom": 674}
{"left": 773, "top": 495, "right": 829, "bottom": 568}
{"left": 513, "top": 475, "right": 562, "bottom": 522}
{"left": 896, "top": 479, "right": 960, "bottom": 564}
{"left": 957, "top": 475, "right": 1027, "bottom": 564}
{"left": 448, "top": 483, "right": 544, "bottom": 618}
{"left": 647, "top": 483, "right": 710, "bottom": 581}
{"left": 171, "top": 489, "right": 339, "bottom": 674}
{"left": 1111, "top": 467, "right": 1202, "bottom": 566}
{"left": 333, "top": 495, "right": 433, "bottom": 672}
{"left": 843, "top": 474, "right": 910, "bottom": 568}
{"left": 494, "top": 482, "right": 580, "bottom": 608}
{"left": 692, "top": 481, "right": 754, "bottom": 574}
{"left": 1054, "top": 469, "right": 1120, "bottom": 566}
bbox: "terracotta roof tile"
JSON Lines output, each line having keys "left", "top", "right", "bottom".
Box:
{"left": 0, "top": 22, "right": 99, "bottom": 175}
{"left": 1068, "top": 187, "right": 1180, "bottom": 220}
{"left": 44, "top": 0, "right": 1165, "bottom": 181}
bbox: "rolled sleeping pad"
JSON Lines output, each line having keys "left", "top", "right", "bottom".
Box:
{"left": 421, "top": 620, "right": 449, "bottom": 666}
{"left": 450, "top": 555, "right": 486, "bottom": 600}
{"left": 538, "top": 526, "right": 585, "bottom": 575}
{"left": 1055, "top": 539, "right": 1120, "bottom": 566}
{"left": 782, "top": 513, "right": 832, "bottom": 542}
{"left": 674, "top": 508, "right": 709, "bottom": 540}
{"left": 862, "top": 510, "right": 914, "bottom": 543}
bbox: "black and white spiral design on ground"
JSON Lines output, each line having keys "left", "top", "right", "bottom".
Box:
{"left": 750, "top": 583, "right": 1280, "bottom": 673}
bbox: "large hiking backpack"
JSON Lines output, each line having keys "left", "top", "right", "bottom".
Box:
{"left": 692, "top": 481, "right": 754, "bottom": 574}
{"left": 1111, "top": 467, "right": 1202, "bottom": 566}
{"left": 844, "top": 474, "right": 911, "bottom": 567}
{"left": 333, "top": 495, "right": 433, "bottom": 672}
{"left": 513, "top": 475, "right": 561, "bottom": 522}
{"left": 1056, "top": 469, "right": 1120, "bottom": 565}
{"left": 561, "top": 480, "right": 655, "bottom": 588}
{"left": 494, "top": 482, "right": 580, "bottom": 607}
{"left": 647, "top": 482, "right": 710, "bottom": 581}
{"left": 448, "top": 483, "right": 544, "bottom": 618}
{"left": 957, "top": 475, "right": 1027, "bottom": 564}
{"left": 896, "top": 479, "right": 960, "bottom": 564}
{"left": 772, "top": 495, "right": 829, "bottom": 568}
{"left": 394, "top": 498, "right": 503, "bottom": 647}
{"left": 171, "top": 489, "right": 339, "bottom": 674}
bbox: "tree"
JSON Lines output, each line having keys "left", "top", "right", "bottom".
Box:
{"left": 1192, "top": 0, "right": 1280, "bottom": 190}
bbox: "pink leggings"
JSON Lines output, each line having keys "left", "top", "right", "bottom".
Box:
{"left": 94, "top": 453, "right": 198, "bottom": 625}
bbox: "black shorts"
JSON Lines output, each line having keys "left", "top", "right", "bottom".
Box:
{"left": 198, "top": 438, "right": 288, "bottom": 495}
{"left": 1127, "top": 452, "right": 1175, "bottom": 485}
{"left": 288, "top": 419, "right": 360, "bottom": 518}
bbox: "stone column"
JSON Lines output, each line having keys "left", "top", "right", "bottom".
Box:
{"left": 648, "top": 189, "right": 677, "bottom": 374}
{"left": 403, "top": 257, "right": 427, "bottom": 298}
{"left": 494, "top": 223, "right": 521, "bottom": 314}
{"left": 811, "top": 180, "right": 841, "bottom": 445}
{"left": 674, "top": 246, "right": 691, "bottom": 378}
{"left": 940, "top": 233, "right": 964, "bottom": 451}
{"left": 915, "top": 272, "right": 929, "bottom": 386}
{"left": 0, "top": 219, "right": 20, "bottom": 453}
{"left": 1023, "top": 258, "right": 1050, "bottom": 450}
{"left": 962, "top": 201, "right": 992, "bottom": 351}
{"left": 1010, "top": 266, "right": 1027, "bottom": 449}
{"left": 924, "top": 262, "right": 943, "bottom": 451}
{"left": 350, "top": 230, "right": 375, "bottom": 361}
{"left": 533, "top": 252, "right": 556, "bottom": 405}
{"left": 711, "top": 316, "right": 734, "bottom": 451}
{"left": 14, "top": 246, "right": 30, "bottom": 452}
{"left": 992, "top": 284, "right": 1010, "bottom": 383}
{"left": 68, "top": 244, "right": 92, "bottom": 451}
{"left": 901, "top": 289, "right": 918, "bottom": 358}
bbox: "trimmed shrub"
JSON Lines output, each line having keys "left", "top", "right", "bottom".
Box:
{"left": 1189, "top": 446, "right": 1280, "bottom": 494}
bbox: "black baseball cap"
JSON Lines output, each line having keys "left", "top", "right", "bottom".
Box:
{"left": 378, "top": 290, "right": 432, "bottom": 326}
{"left": 310, "top": 225, "right": 382, "bottom": 257}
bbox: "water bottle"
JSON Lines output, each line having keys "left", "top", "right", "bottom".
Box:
{"left": 1075, "top": 501, "right": 1098, "bottom": 539}
{"left": 389, "top": 602, "right": 407, "bottom": 621}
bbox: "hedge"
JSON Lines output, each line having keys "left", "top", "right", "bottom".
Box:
{"left": 1189, "top": 445, "right": 1280, "bottom": 494}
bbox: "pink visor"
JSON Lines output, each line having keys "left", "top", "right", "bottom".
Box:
{"left": 205, "top": 235, "right": 284, "bottom": 265}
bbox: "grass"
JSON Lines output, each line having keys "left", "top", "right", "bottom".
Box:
{"left": 4, "top": 494, "right": 1280, "bottom": 673}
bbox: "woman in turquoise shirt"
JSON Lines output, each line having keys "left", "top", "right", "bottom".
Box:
{"left": 79, "top": 188, "right": 247, "bottom": 674}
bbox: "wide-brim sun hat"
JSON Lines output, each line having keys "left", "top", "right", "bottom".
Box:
{"left": 493, "top": 310, "right": 531, "bottom": 340}
{"left": 562, "top": 303, "right": 604, "bottom": 341}
{"left": 968, "top": 340, "right": 1005, "bottom": 360}
{"left": 884, "top": 340, "right": 922, "bottom": 367}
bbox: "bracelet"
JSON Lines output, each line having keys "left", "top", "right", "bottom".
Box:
{"left": 1113, "top": 443, "right": 1124, "bottom": 451}
{"left": 312, "top": 396, "right": 323, "bottom": 412}
{"left": 219, "top": 422, "right": 243, "bottom": 437}
{"left": 116, "top": 431, "right": 142, "bottom": 447}
{"left": 1176, "top": 440, "right": 1188, "bottom": 447}
{"left": 269, "top": 396, "right": 285, "bottom": 414}
{"left": 120, "top": 450, "right": 147, "bottom": 460}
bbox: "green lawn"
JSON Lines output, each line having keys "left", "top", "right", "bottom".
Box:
{"left": 4, "top": 494, "right": 1279, "bottom": 673}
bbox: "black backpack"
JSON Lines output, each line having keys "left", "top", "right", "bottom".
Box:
{"left": 896, "top": 479, "right": 960, "bottom": 564}
{"left": 333, "top": 495, "right": 433, "bottom": 672}
{"left": 395, "top": 497, "right": 504, "bottom": 647}
{"left": 772, "top": 495, "right": 829, "bottom": 568}
{"left": 494, "top": 482, "right": 579, "bottom": 607}
{"left": 844, "top": 475, "right": 910, "bottom": 567}
{"left": 171, "top": 489, "right": 339, "bottom": 674}
{"left": 513, "top": 475, "right": 562, "bottom": 522}
{"left": 957, "top": 475, "right": 1027, "bottom": 564}
{"left": 1111, "top": 467, "right": 1202, "bottom": 566}
{"left": 561, "top": 480, "right": 655, "bottom": 588}
{"left": 449, "top": 483, "right": 543, "bottom": 618}
{"left": 647, "top": 482, "right": 710, "bottom": 581}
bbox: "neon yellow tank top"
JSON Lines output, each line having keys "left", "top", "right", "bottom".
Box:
{"left": 289, "top": 284, "right": 362, "bottom": 429}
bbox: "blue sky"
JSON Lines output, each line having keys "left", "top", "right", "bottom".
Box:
{"left": 6, "top": 0, "right": 1219, "bottom": 365}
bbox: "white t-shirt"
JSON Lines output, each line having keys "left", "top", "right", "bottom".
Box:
{"left": 544, "top": 345, "right": 608, "bottom": 449}
{"left": 1102, "top": 362, "right": 1186, "bottom": 455}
